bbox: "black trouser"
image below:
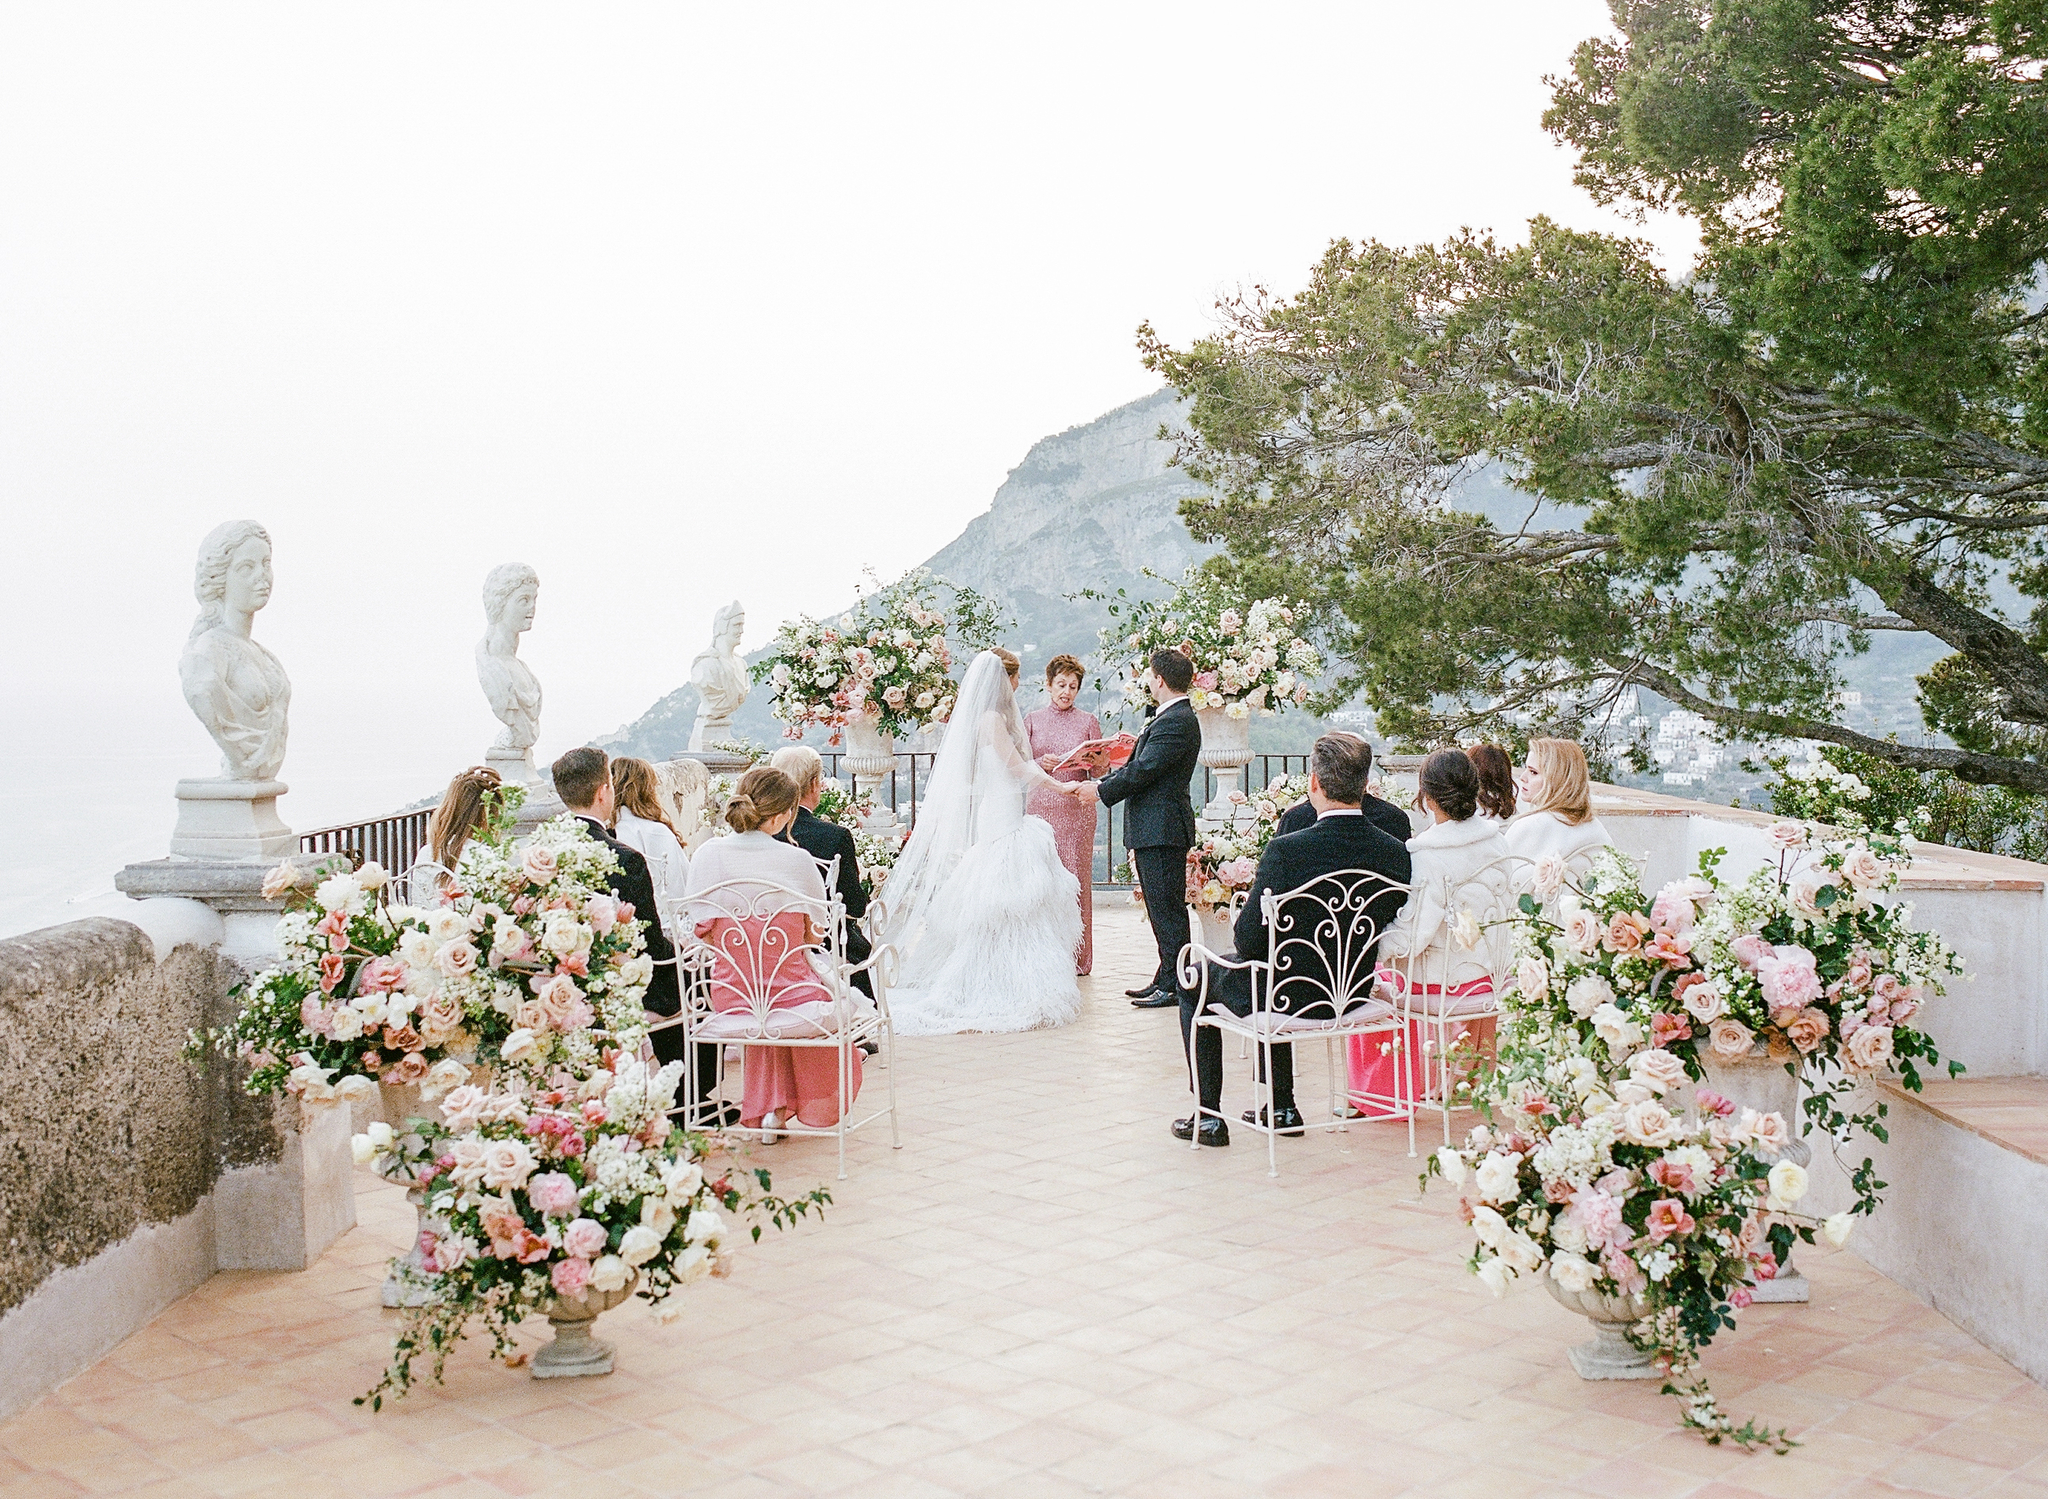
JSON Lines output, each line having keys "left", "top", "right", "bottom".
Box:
{"left": 1132, "top": 844, "right": 1193, "bottom": 996}
{"left": 649, "top": 1024, "right": 723, "bottom": 1117}
{"left": 1179, "top": 961, "right": 1295, "bottom": 1115}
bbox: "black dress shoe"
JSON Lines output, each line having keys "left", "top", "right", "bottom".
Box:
{"left": 1130, "top": 991, "right": 1178, "bottom": 1009}
{"left": 1242, "top": 1105, "right": 1306, "bottom": 1136}
{"left": 1126, "top": 983, "right": 1161, "bottom": 998}
{"left": 1171, "top": 1115, "right": 1230, "bottom": 1146}
{"left": 858, "top": 1039, "right": 879, "bottom": 1056}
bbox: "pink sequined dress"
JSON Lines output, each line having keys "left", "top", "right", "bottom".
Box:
{"left": 1024, "top": 704, "right": 1103, "bottom": 975}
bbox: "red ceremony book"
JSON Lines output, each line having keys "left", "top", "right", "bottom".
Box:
{"left": 1052, "top": 733, "right": 1138, "bottom": 774}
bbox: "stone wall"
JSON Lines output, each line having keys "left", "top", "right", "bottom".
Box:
{"left": 0, "top": 910, "right": 355, "bottom": 1421}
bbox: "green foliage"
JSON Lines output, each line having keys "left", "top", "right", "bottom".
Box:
{"left": 1143, "top": 2, "right": 2048, "bottom": 791}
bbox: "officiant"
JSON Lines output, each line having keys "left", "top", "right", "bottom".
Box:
{"left": 1021, "top": 652, "right": 1103, "bottom": 976}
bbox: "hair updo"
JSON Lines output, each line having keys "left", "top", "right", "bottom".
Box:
{"left": 725, "top": 766, "right": 798, "bottom": 833}
{"left": 482, "top": 562, "right": 540, "bottom": 624}
{"left": 1419, "top": 748, "right": 1480, "bottom": 823}
{"left": 189, "top": 519, "right": 271, "bottom": 639}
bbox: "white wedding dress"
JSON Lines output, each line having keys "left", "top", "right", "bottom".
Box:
{"left": 881, "top": 652, "right": 1083, "bottom": 1035}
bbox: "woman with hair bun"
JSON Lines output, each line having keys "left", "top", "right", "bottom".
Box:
{"left": 408, "top": 765, "right": 504, "bottom": 904}
{"left": 681, "top": 766, "right": 863, "bottom": 1138}
{"left": 1348, "top": 748, "right": 1512, "bottom": 1119}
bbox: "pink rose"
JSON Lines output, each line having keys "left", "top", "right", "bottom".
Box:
{"left": 1644, "top": 1198, "right": 1696, "bottom": 1243}
{"left": 417, "top": 992, "right": 464, "bottom": 1044}
{"left": 355, "top": 955, "right": 408, "bottom": 994}
{"left": 512, "top": 894, "right": 537, "bottom": 916}
{"left": 1741, "top": 1109, "right": 1790, "bottom": 1153}
{"left": 1564, "top": 909, "right": 1602, "bottom": 954}
{"left": 563, "top": 1217, "right": 608, "bottom": 1258}
{"left": 387, "top": 1052, "right": 431, "bottom": 1084}
{"left": 514, "top": 999, "right": 551, "bottom": 1033}
{"left": 1782, "top": 1006, "right": 1832, "bottom": 1054}
{"left": 1845, "top": 1024, "right": 1895, "bottom": 1072}
{"left": 522, "top": 846, "right": 559, "bottom": 885}
{"left": 1767, "top": 821, "right": 1808, "bottom": 849}
{"left": 1730, "top": 1287, "right": 1754, "bottom": 1309}
{"left": 1709, "top": 1018, "right": 1756, "bottom": 1059}
{"left": 1729, "top": 934, "right": 1775, "bottom": 973}
{"left": 1603, "top": 911, "right": 1649, "bottom": 954}
{"left": 1839, "top": 845, "right": 1887, "bottom": 890}
{"left": 529, "top": 1172, "right": 580, "bottom": 1217}
{"left": 1789, "top": 869, "right": 1829, "bottom": 918}
{"left": 1888, "top": 988, "right": 1922, "bottom": 1024}
{"left": 584, "top": 895, "right": 620, "bottom": 935}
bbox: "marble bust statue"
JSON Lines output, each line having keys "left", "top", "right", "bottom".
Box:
{"left": 477, "top": 562, "right": 543, "bottom": 778}
{"left": 179, "top": 520, "right": 291, "bottom": 782}
{"left": 688, "top": 600, "right": 750, "bottom": 750}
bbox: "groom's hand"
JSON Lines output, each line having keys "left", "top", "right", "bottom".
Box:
{"left": 1075, "top": 782, "right": 1100, "bottom": 803}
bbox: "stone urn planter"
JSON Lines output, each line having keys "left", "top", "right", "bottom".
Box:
{"left": 1194, "top": 904, "right": 1235, "bottom": 963}
{"left": 1697, "top": 1046, "right": 1811, "bottom": 1303}
{"left": 1545, "top": 1279, "right": 1659, "bottom": 1380}
{"left": 842, "top": 713, "right": 900, "bottom": 831}
{"left": 1195, "top": 705, "right": 1255, "bottom": 830}
{"left": 380, "top": 1179, "right": 442, "bottom": 1309}
{"left": 532, "top": 1276, "right": 639, "bottom": 1379}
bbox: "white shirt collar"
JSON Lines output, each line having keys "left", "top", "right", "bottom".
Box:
{"left": 1318, "top": 807, "right": 1363, "bottom": 817}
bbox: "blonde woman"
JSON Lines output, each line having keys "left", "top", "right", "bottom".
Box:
{"left": 610, "top": 756, "right": 690, "bottom": 917}
{"left": 1506, "top": 737, "right": 1614, "bottom": 870}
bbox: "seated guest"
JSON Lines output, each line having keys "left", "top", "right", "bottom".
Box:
{"left": 768, "top": 745, "right": 875, "bottom": 1001}
{"left": 1355, "top": 748, "right": 1512, "bottom": 1117}
{"left": 1506, "top": 736, "right": 1613, "bottom": 871}
{"left": 1468, "top": 743, "right": 1518, "bottom": 823}
{"left": 552, "top": 747, "right": 726, "bottom": 1127}
{"left": 409, "top": 765, "right": 502, "bottom": 904}
{"left": 684, "top": 766, "right": 865, "bottom": 1137}
{"left": 1176, "top": 733, "right": 1411, "bottom": 1146}
{"left": 1274, "top": 732, "right": 1412, "bottom": 844}
{"left": 609, "top": 755, "right": 690, "bottom": 917}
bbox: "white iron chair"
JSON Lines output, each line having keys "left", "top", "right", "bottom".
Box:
{"left": 1179, "top": 868, "right": 1412, "bottom": 1177}
{"left": 1374, "top": 853, "right": 1532, "bottom": 1156}
{"left": 658, "top": 873, "right": 899, "bottom": 1180}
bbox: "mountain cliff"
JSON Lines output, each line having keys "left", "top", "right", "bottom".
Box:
{"left": 604, "top": 388, "right": 1212, "bottom": 758}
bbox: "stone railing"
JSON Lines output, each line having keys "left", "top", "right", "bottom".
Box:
{"left": 0, "top": 904, "right": 355, "bottom": 1422}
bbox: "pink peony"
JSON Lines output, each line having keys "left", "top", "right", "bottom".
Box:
{"left": 1729, "top": 934, "right": 1776, "bottom": 973}
{"left": 584, "top": 894, "right": 620, "bottom": 935}
{"left": 1217, "top": 856, "right": 1257, "bottom": 887}
{"left": 355, "top": 955, "right": 408, "bottom": 994}
{"left": 1757, "top": 947, "right": 1821, "bottom": 1017}
{"left": 1648, "top": 889, "right": 1695, "bottom": 937}
{"left": 1194, "top": 671, "right": 1219, "bottom": 691}
{"left": 1568, "top": 1187, "right": 1626, "bottom": 1250}
{"left": 528, "top": 1172, "right": 580, "bottom": 1217}
{"left": 1644, "top": 1198, "right": 1696, "bottom": 1242}
{"left": 563, "top": 1217, "right": 609, "bottom": 1259}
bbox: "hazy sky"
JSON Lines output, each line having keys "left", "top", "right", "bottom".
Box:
{"left": 0, "top": 1, "right": 1694, "bottom": 886}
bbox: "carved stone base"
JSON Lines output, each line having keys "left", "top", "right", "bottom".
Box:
{"left": 169, "top": 778, "right": 294, "bottom": 860}
{"left": 115, "top": 858, "right": 292, "bottom": 964}
{"left": 483, "top": 745, "right": 537, "bottom": 784}
{"left": 1748, "top": 1266, "right": 1812, "bottom": 1303}
{"left": 1565, "top": 1323, "right": 1662, "bottom": 1380}
{"left": 531, "top": 1283, "right": 635, "bottom": 1378}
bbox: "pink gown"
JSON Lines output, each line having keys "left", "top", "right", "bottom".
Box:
{"left": 697, "top": 911, "right": 863, "bottom": 1129}
{"left": 1024, "top": 704, "right": 1102, "bottom": 975}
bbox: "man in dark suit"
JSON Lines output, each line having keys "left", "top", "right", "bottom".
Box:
{"left": 769, "top": 746, "right": 875, "bottom": 1004}
{"left": 1273, "top": 732, "right": 1412, "bottom": 845}
{"left": 1079, "top": 650, "right": 1203, "bottom": 1009}
{"left": 1174, "top": 734, "right": 1412, "bottom": 1146}
{"left": 551, "top": 747, "right": 731, "bottom": 1126}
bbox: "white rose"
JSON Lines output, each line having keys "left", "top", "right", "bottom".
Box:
{"left": 1473, "top": 1152, "right": 1522, "bottom": 1204}
{"left": 616, "top": 954, "right": 654, "bottom": 991}
{"left": 350, "top": 1133, "right": 377, "bottom": 1165}
{"left": 1470, "top": 1204, "right": 1510, "bottom": 1248}
{"left": 328, "top": 1007, "right": 365, "bottom": 1042}
{"left": 365, "top": 1120, "right": 395, "bottom": 1150}
{"left": 1626, "top": 1048, "right": 1688, "bottom": 1096}
{"left": 1621, "top": 1100, "right": 1679, "bottom": 1148}
{"left": 1821, "top": 1212, "right": 1855, "bottom": 1248}
{"left": 439, "top": 1084, "right": 489, "bottom": 1132}
{"left": 479, "top": 1138, "right": 538, "bottom": 1191}
{"left": 672, "top": 1244, "right": 714, "bottom": 1284}
{"left": 1451, "top": 909, "right": 1482, "bottom": 950}
{"left": 1434, "top": 1147, "right": 1467, "bottom": 1187}
{"left": 1549, "top": 1254, "right": 1598, "bottom": 1294}
{"left": 684, "top": 1208, "right": 725, "bottom": 1246}
{"left": 1475, "top": 1257, "right": 1512, "bottom": 1298}
{"left": 335, "top": 1074, "right": 378, "bottom": 1105}
{"left": 421, "top": 1058, "right": 471, "bottom": 1101}
{"left": 500, "top": 1028, "right": 540, "bottom": 1065}
{"left": 355, "top": 861, "right": 389, "bottom": 891}
{"left": 1498, "top": 1231, "right": 1546, "bottom": 1276}
{"left": 589, "top": 1254, "right": 631, "bottom": 1292}
{"left": 619, "top": 1225, "right": 662, "bottom": 1266}
{"left": 289, "top": 1061, "right": 339, "bottom": 1103}
{"left": 1549, "top": 1216, "right": 1589, "bottom": 1255}
{"left": 641, "top": 1197, "right": 676, "bottom": 1238}
{"left": 1515, "top": 957, "right": 1549, "bottom": 1003}
{"left": 1566, "top": 975, "right": 1614, "bottom": 1020}
{"left": 1681, "top": 980, "right": 1727, "bottom": 1024}
{"left": 662, "top": 1161, "right": 705, "bottom": 1202}
{"left": 435, "top": 940, "right": 479, "bottom": 979}
{"left": 1590, "top": 1001, "right": 1640, "bottom": 1052}
{"left": 1766, "top": 1160, "right": 1809, "bottom": 1209}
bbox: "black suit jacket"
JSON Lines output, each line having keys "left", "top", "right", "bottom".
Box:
{"left": 575, "top": 816, "right": 680, "bottom": 1018}
{"left": 1095, "top": 697, "right": 1200, "bottom": 850}
{"left": 780, "top": 806, "right": 873, "bottom": 994}
{"left": 1276, "top": 793, "right": 1413, "bottom": 846}
{"left": 1232, "top": 812, "right": 1412, "bottom": 1016}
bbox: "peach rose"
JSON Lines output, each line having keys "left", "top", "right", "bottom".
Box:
{"left": 1709, "top": 1018, "right": 1756, "bottom": 1059}
{"left": 1782, "top": 1006, "right": 1832, "bottom": 1054}
{"left": 1845, "top": 1024, "right": 1895, "bottom": 1072}
{"left": 386, "top": 1052, "right": 431, "bottom": 1084}
{"left": 1603, "top": 911, "right": 1649, "bottom": 954}
{"left": 522, "top": 846, "right": 559, "bottom": 885}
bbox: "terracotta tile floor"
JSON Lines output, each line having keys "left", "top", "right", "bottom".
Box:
{"left": 7, "top": 902, "right": 2047, "bottom": 1499}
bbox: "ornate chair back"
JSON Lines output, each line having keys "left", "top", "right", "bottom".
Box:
{"left": 1259, "top": 867, "right": 1413, "bottom": 1019}
{"left": 680, "top": 875, "right": 848, "bottom": 1036}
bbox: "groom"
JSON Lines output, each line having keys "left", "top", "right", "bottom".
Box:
{"left": 1081, "top": 649, "right": 1202, "bottom": 1009}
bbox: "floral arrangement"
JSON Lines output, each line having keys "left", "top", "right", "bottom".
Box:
{"left": 352, "top": 1054, "right": 829, "bottom": 1407}
{"left": 1087, "top": 568, "right": 1320, "bottom": 718}
{"left": 812, "top": 780, "right": 908, "bottom": 897}
{"left": 191, "top": 813, "right": 656, "bottom": 1105}
{"left": 753, "top": 568, "right": 1005, "bottom": 741}
{"left": 1185, "top": 773, "right": 1311, "bottom": 912}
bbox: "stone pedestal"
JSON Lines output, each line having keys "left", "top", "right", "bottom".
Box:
{"left": 170, "top": 778, "right": 294, "bottom": 860}
{"left": 213, "top": 1100, "right": 358, "bottom": 1271}
{"left": 675, "top": 748, "right": 753, "bottom": 775}
{"left": 115, "top": 858, "right": 294, "bottom": 964}
{"left": 1196, "top": 707, "right": 1256, "bottom": 832}
{"left": 484, "top": 744, "right": 538, "bottom": 785}
{"left": 1698, "top": 1049, "right": 1812, "bottom": 1303}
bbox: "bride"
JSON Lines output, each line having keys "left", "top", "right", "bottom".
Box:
{"left": 880, "top": 649, "right": 1086, "bottom": 1035}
